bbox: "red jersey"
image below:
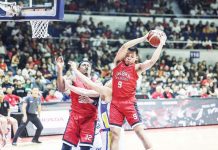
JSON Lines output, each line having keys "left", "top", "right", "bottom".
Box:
{"left": 4, "top": 94, "right": 20, "bottom": 106}
{"left": 70, "top": 77, "right": 98, "bottom": 119}
{"left": 112, "top": 61, "right": 138, "bottom": 99}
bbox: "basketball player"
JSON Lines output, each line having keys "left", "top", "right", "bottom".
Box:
{"left": 110, "top": 30, "right": 166, "bottom": 150}
{"left": 61, "top": 83, "right": 103, "bottom": 150}
{"left": 66, "top": 61, "right": 125, "bottom": 150}
{"left": 57, "top": 57, "right": 100, "bottom": 150}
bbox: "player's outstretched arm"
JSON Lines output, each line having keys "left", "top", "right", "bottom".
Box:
{"left": 56, "top": 56, "right": 65, "bottom": 92}
{"left": 136, "top": 33, "right": 167, "bottom": 74}
{"left": 114, "top": 33, "right": 149, "bottom": 65}
{"left": 68, "top": 61, "right": 111, "bottom": 97}
{"left": 64, "top": 78, "right": 99, "bottom": 97}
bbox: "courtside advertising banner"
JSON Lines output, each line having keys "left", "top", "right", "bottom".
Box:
{"left": 26, "top": 110, "right": 69, "bottom": 136}
{"left": 123, "top": 98, "right": 218, "bottom": 129}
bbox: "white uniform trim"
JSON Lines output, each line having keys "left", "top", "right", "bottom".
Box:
{"left": 79, "top": 143, "right": 94, "bottom": 148}
{"left": 63, "top": 140, "right": 76, "bottom": 147}
{"left": 132, "top": 122, "right": 143, "bottom": 129}
{"left": 109, "top": 124, "right": 123, "bottom": 129}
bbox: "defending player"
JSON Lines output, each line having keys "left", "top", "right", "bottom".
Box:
{"left": 57, "top": 58, "right": 100, "bottom": 150}
{"left": 66, "top": 61, "right": 124, "bottom": 150}
{"left": 62, "top": 79, "right": 103, "bottom": 150}
{"left": 110, "top": 30, "right": 166, "bottom": 150}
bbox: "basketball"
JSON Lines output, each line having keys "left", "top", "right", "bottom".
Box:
{"left": 147, "top": 30, "right": 161, "bottom": 47}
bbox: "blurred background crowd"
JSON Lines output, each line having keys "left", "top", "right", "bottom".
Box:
{"left": 0, "top": 0, "right": 218, "bottom": 109}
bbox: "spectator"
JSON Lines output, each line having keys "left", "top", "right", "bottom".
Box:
{"left": 0, "top": 41, "right": 6, "bottom": 58}
{"left": 4, "top": 87, "right": 20, "bottom": 107}
{"left": 32, "top": 77, "right": 45, "bottom": 92}
{"left": 2, "top": 75, "right": 13, "bottom": 90}
{"left": 202, "top": 37, "right": 213, "bottom": 49}
{"left": 45, "top": 89, "right": 59, "bottom": 102}
{"left": 10, "top": 52, "right": 20, "bottom": 75}
{"left": 200, "top": 86, "right": 209, "bottom": 98}
{"left": 0, "top": 57, "right": 8, "bottom": 72}
{"left": 163, "top": 86, "right": 174, "bottom": 99}
{"left": 13, "top": 69, "right": 25, "bottom": 84}
{"left": 24, "top": 78, "right": 32, "bottom": 92}
{"left": 151, "top": 86, "right": 164, "bottom": 99}
{"left": 13, "top": 80, "right": 27, "bottom": 98}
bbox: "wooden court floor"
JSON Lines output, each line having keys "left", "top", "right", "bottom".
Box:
{"left": 2, "top": 125, "right": 218, "bottom": 150}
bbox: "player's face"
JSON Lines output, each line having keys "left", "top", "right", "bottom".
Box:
{"left": 78, "top": 62, "right": 91, "bottom": 76}
{"left": 124, "top": 51, "right": 137, "bottom": 65}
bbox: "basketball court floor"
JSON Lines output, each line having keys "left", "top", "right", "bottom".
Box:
{"left": 2, "top": 125, "right": 218, "bottom": 150}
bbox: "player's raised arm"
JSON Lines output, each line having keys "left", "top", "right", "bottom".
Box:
{"left": 68, "top": 61, "right": 111, "bottom": 97}
{"left": 64, "top": 77, "right": 99, "bottom": 97}
{"left": 136, "top": 31, "right": 167, "bottom": 74}
{"left": 56, "top": 56, "right": 65, "bottom": 92}
{"left": 114, "top": 33, "right": 149, "bottom": 66}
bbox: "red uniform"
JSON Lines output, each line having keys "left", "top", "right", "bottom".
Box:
{"left": 63, "top": 77, "right": 98, "bottom": 147}
{"left": 110, "top": 61, "right": 142, "bottom": 128}
{"left": 4, "top": 94, "right": 20, "bottom": 106}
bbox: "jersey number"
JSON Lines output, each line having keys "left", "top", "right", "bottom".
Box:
{"left": 118, "top": 81, "right": 122, "bottom": 88}
{"left": 85, "top": 134, "right": 92, "bottom": 141}
{"left": 133, "top": 114, "right": 138, "bottom": 120}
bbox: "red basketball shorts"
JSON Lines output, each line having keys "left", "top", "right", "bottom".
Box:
{"left": 63, "top": 113, "right": 97, "bottom": 147}
{"left": 109, "top": 98, "right": 142, "bottom": 128}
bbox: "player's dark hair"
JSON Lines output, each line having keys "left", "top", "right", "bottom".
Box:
{"left": 128, "top": 46, "right": 138, "bottom": 55}
{"left": 78, "top": 60, "right": 91, "bottom": 68}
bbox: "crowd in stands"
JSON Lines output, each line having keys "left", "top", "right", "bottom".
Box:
{"left": 69, "top": 15, "right": 218, "bottom": 50}
{"left": 65, "top": 0, "right": 173, "bottom": 15}
{"left": 65, "top": 0, "right": 218, "bottom": 17}
{"left": 0, "top": 10, "right": 217, "bottom": 111}
{"left": 177, "top": 0, "right": 218, "bottom": 16}
{"left": 138, "top": 51, "right": 218, "bottom": 99}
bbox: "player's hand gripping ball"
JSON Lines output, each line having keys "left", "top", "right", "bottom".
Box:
{"left": 147, "top": 29, "right": 166, "bottom": 47}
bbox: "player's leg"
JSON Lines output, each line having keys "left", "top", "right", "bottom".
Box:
{"left": 110, "top": 127, "right": 122, "bottom": 150}
{"left": 133, "top": 124, "right": 152, "bottom": 150}
{"left": 79, "top": 116, "right": 96, "bottom": 149}
{"left": 62, "top": 115, "right": 79, "bottom": 150}
{"left": 0, "top": 117, "right": 7, "bottom": 147}
{"left": 7, "top": 117, "right": 18, "bottom": 135}
{"left": 124, "top": 101, "right": 153, "bottom": 150}
{"left": 109, "top": 103, "right": 124, "bottom": 150}
{"left": 92, "top": 125, "right": 102, "bottom": 150}
{"left": 100, "top": 129, "right": 110, "bottom": 150}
